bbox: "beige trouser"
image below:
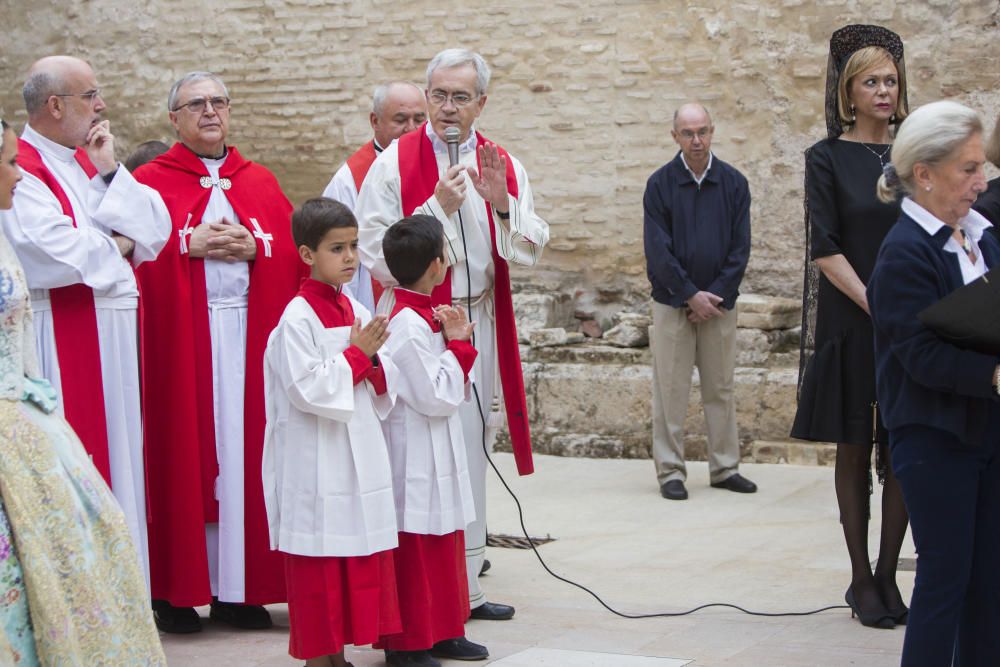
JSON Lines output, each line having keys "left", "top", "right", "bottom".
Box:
{"left": 650, "top": 301, "right": 740, "bottom": 485}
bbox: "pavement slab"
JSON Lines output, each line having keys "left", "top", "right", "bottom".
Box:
{"left": 161, "top": 454, "right": 912, "bottom": 666}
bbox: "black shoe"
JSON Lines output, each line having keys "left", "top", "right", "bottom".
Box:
{"left": 469, "top": 600, "right": 515, "bottom": 621}
{"left": 479, "top": 559, "right": 491, "bottom": 577}
{"left": 845, "top": 586, "right": 895, "bottom": 629}
{"left": 660, "top": 479, "right": 688, "bottom": 500}
{"left": 431, "top": 636, "right": 489, "bottom": 661}
{"left": 710, "top": 473, "right": 758, "bottom": 494}
{"left": 385, "top": 649, "right": 441, "bottom": 667}
{"left": 152, "top": 599, "right": 202, "bottom": 634}
{"left": 209, "top": 599, "right": 273, "bottom": 629}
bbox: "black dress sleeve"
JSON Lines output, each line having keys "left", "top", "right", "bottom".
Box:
{"left": 805, "top": 141, "right": 843, "bottom": 260}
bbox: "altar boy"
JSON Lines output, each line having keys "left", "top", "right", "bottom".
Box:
{"left": 378, "top": 214, "right": 488, "bottom": 667}
{"left": 262, "top": 197, "right": 402, "bottom": 667}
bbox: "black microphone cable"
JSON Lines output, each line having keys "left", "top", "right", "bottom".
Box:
{"left": 453, "top": 202, "right": 849, "bottom": 620}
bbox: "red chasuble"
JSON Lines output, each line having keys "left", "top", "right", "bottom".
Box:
{"left": 134, "top": 143, "right": 305, "bottom": 606}
{"left": 396, "top": 124, "right": 534, "bottom": 475}
{"left": 16, "top": 140, "right": 112, "bottom": 484}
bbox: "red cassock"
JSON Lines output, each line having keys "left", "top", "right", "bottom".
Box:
{"left": 134, "top": 143, "right": 305, "bottom": 606}
{"left": 378, "top": 532, "right": 470, "bottom": 651}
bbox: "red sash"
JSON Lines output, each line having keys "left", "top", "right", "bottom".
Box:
{"left": 345, "top": 140, "right": 386, "bottom": 304}
{"left": 16, "top": 139, "right": 112, "bottom": 485}
{"left": 347, "top": 141, "right": 378, "bottom": 192}
{"left": 396, "top": 125, "right": 534, "bottom": 476}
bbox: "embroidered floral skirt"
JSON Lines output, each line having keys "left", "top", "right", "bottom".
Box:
{"left": 0, "top": 399, "right": 164, "bottom": 665}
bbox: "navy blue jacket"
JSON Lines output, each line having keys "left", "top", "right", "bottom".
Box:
{"left": 868, "top": 213, "right": 1000, "bottom": 447}
{"left": 643, "top": 152, "right": 751, "bottom": 309}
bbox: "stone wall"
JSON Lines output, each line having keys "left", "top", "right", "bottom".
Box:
{"left": 1, "top": 0, "right": 998, "bottom": 304}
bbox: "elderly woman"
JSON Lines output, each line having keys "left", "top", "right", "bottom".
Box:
{"left": 791, "top": 24, "right": 910, "bottom": 629}
{"left": 868, "top": 101, "right": 996, "bottom": 666}
{"left": 0, "top": 120, "right": 165, "bottom": 663}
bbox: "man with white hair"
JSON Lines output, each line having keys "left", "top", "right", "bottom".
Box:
{"left": 0, "top": 55, "right": 171, "bottom": 584}
{"left": 133, "top": 71, "right": 303, "bottom": 634}
{"left": 356, "top": 48, "right": 549, "bottom": 638}
{"left": 323, "top": 81, "right": 426, "bottom": 312}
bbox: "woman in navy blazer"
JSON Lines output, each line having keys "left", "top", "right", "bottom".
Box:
{"left": 868, "top": 100, "right": 998, "bottom": 666}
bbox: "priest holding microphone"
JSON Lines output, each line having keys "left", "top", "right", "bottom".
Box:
{"left": 355, "top": 47, "right": 549, "bottom": 623}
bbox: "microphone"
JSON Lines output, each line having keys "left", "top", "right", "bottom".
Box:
{"left": 445, "top": 126, "right": 461, "bottom": 167}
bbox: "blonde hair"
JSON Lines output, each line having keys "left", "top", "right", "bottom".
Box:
{"left": 837, "top": 46, "right": 908, "bottom": 129}
{"left": 986, "top": 114, "right": 1000, "bottom": 168}
{"left": 876, "top": 100, "right": 983, "bottom": 203}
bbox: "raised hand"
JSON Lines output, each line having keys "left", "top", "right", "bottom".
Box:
{"left": 350, "top": 315, "right": 390, "bottom": 357}
{"left": 84, "top": 120, "right": 118, "bottom": 176}
{"left": 468, "top": 142, "right": 509, "bottom": 213}
{"left": 435, "top": 305, "right": 475, "bottom": 342}
{"left": 434, "top": 164, "right": 467, "bottom": 217}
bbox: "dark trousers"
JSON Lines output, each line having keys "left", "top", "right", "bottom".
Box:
{"left": 891, "top": 420, "right": 1000, "bottom": 667}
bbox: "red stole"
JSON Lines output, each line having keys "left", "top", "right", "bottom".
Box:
{"left": 345, "top": 140, "right": 386, "bottom": 305}
{"left": 396, "top": 125, "right": 534, "bottom": 476}
{"left": 16, "top": 139, "right": 112, "bottom": 485}
{"left": 346, "top": 141, "right": 378, "bottom": 192}
{"left": 133, "top": 142, "right": 304, "bottom": 606}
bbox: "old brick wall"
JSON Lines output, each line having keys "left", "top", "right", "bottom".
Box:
{"left": 1, "top": 0, "right": 998, "bottom": 303}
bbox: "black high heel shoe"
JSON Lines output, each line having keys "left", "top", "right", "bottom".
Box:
{"left": 845, "top": 586, "right": 896, "bottom": 629}
{"left": 885, "top": 602, "right": 908, "bottom": 626}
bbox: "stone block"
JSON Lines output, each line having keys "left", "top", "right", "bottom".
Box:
{"left": 514, "top": 293, "right": 575, "bottom": 342}
{"left": 603, "top": 312, "right": 652, "bottom": 348}
{"left": 737, "top": 293, "right": 803, "bottom": 330}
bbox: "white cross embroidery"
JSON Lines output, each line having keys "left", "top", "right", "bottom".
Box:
{"left": 178, "top": 213, "right": 194, "bottom": 254}
{"left": 249, "top": 217, "right": 273, "bottom": 258}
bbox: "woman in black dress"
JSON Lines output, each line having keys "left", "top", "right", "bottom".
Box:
{"left": 791, "top": 25, "right": 910, "bottom": 629}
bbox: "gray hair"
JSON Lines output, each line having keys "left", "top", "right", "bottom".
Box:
{"left": 371, "top": 81, "right": 421, "bottom": 117}
{"left": 167, "top": 72, "right": 230, "bottom": 112}
{"left": 426, "top": 48, "right": 491, "bottom": 96}
{"left": 23, "top": 70, "right": 64, "bottom": 115}
{"left": 877, "top": 100, "right": 983, "bottom": 203}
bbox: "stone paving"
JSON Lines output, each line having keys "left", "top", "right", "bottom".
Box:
{"left": 161, "top": 454, "right": 912, "bottom": 666}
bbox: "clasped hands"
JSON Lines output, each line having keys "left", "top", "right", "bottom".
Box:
{"left": 434, "top": 305, "right": 475, "bottom": 342}
{"left": 433, "top": 142, "right": 510, "bottom": 218}
{"left": 188, "top": 218, "right": 257, "bottom": 262}
{"left": 686, "top": 291, "right": 725, "bottom": 323}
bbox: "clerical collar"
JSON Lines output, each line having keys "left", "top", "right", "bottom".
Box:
{"left": 426, "top": 123, "right": 477, "bottom": 157}
{"left": 21, "top": 124, "right": 77, "bottom": 164}
{"left": 392, "top": 287, "right": 440, "bottom": 332}
{"left": 373, "top": 138, "right": 385, "bottom": 153}
{"left": 194, "top": 146, "right": 228, "bottom": 161}
{"left": 680, "top": 151, "right": 714, "bottom": 185}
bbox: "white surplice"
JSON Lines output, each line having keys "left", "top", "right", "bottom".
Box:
{"left": 381, "top": 304, "right": 476, "bottom": 536}
{"left": 196, "top": 154, "right": 254, "bottom": 603}
{"left": 0, "top": 124, "right": 171, "bottom": 586}
{"left": 355, "top": 123, "right": 549, "bottom": 606}
{"left": 322, "top": 160, "right": 375, "bottom": 313}
{"left": 262, "top": 295, "right": 399, "bottom": 557}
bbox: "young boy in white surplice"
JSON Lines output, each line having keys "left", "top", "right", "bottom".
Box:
{"left": 375, "top": 214, "right": 487, "bottom": 667}
{"left": 262, "top": 197, "right": 402, "bottom": 667}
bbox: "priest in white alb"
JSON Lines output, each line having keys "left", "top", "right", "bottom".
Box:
{"left": 322, "top": 80, "right": 426, "bottom": 313}
{"left": 0, "top": 55, "right": 171, "bottom": 584}
{"left": 355, "top": 47, "right": 549, "bottom": 621}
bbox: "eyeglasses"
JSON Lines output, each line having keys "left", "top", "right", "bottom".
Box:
{"left": 678, "top": 128, "right": 712, "bottom": 141}
{"left": 428, "top": 90, "right": 478, "bottom": 108}
{"left": 54, "top": 88, "right": 102, "bottom": 102}
{"left": 172, "top": 96, "right": 231, "bottom": 113}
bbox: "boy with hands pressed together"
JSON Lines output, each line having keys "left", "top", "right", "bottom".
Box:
{"left": 377, "top": 214, "right": 488, "bottom": 667}
{"left": 262, "top": 197, "right": 401, "bottom": 667}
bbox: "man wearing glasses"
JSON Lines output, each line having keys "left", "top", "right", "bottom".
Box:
{"left": 132, "top": 72, "right": 303, "bottom": 634}
{"left": 323, "top": 80, "right": 427, "bottom": 313}
{"left": 1, "top": 55, "right": 170, "bottom": 584}
{"left": 643, "top": 103, "right": 755, "bottom": 502}
{"left": 356, "top": 48, "right": 549, "bottom": 636}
